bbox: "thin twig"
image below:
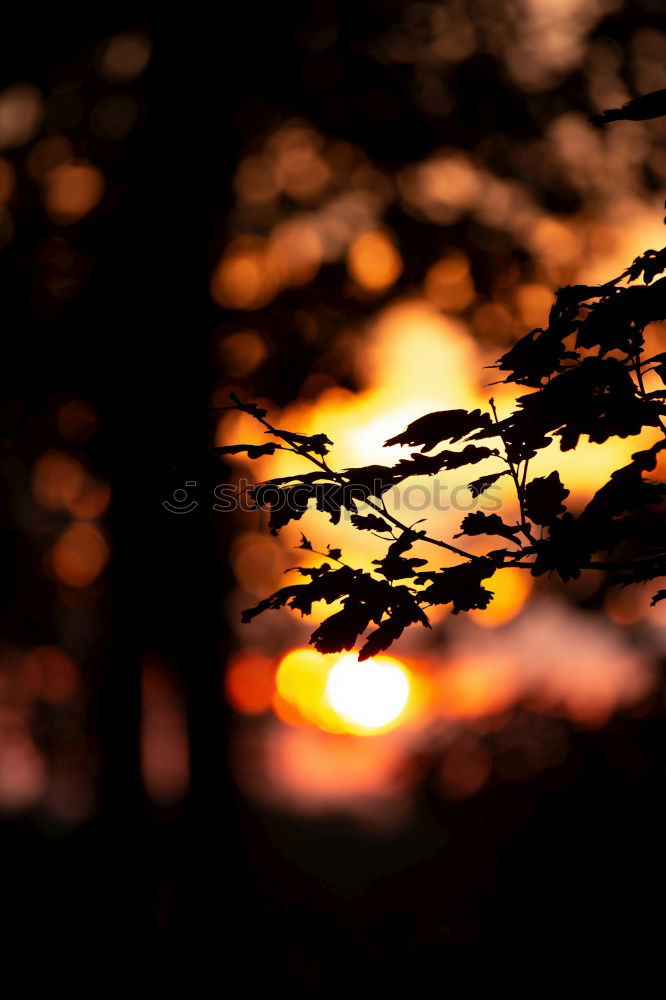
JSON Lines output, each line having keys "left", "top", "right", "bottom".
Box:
{"left": 489, "top": 398, "right": 536, "bottom": 545}
{"left": 248, "top": 406, "right": 481, "bottom": 561}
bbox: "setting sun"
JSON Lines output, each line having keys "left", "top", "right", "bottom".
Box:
{"left": 324, "top": 654, "right": 410, "bottom": 734}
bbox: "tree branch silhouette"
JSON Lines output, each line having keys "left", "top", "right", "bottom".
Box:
{"left": 222, "top": 97, "right": 666, "bottom": 659}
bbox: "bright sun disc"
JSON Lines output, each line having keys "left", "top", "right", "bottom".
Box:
{"left": 324, "top": 654, "right": 410, "bottom": 732}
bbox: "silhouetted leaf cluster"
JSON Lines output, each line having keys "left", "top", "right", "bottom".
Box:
{"left": 223, "top": 114, "right": 666, "bottom": 657}
{"left": 414, "top": 559, "right": 497, "bottom": 613}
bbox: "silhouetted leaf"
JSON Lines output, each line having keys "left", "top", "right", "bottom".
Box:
{"left": 393, "top": 444, "right": 499, "bottom": 477}
{"left": 589, "top": 88, "right": 666, "bottom": 126}
{"left": 350, "top": 513, "right": 392, "bottom": 533}
{"left": 385, "top": 408, "right": 493, "bottom": 452}
{"left": 496, "top": 327, "right": 572, "bottom": 388}
{"left": 307, "top": 578, "right": 431, "bottom": 658}
{"left": 310, "top": 605, "right": 374, "bottom": 654}
{"left": 414, "top": 558, "right": 496, "bottom": 613}
{"left": 531, "top": 514, "right": 585, "bottom": 582}
{"left": 358, "top": 592, "right": 430, "bottom": 661}
{"left": 626, "top": 247, "right": 666, "bottom": 285}
{"left": 250, "top": 470, "right": 333, "bottom": 490}
{"left": 614, "top": 554, "right": 666, "bottom": 590}
{"left": 386, "top": 528, "right": 426, "bottom": 557}
{"left": 468, "top": 411, "right": 553, "bottom": 462}
{"left": 229, "top": 393, "right": 268, "bottom": 420}
{"left": 213, "top": 442, "right": 279, "bottom": 459}
{"left": 242, "top": 565, "right": 364, "bottom": 622}
{"left": 455, "top": 511, "right": 521, "bottom": 542}
{"left": 357, "top": 617, "right": 406, "bottom": 661}
{"left": 342, "top": 464, "right": 405, "bottom": 496}
{"left": 248, "top": 478, "right": 349, "bottom": 535}
{"left": 271, "top": 428, "right": 333, "bottom": 455}
{"left": 343, "top": 446, "right": 500, "bottom": 497}
{"left": 251, "top": 483, "right": 315, "bottom": 534}
{"left": 576, "top": 281, "right": 666, "bottom": 354}
{"left": 467, "top": 470, "right": 509, "bottom": 498}
{"left": 582, "top": 459, "right": 666, "bottom": 524}
{"left": 372, "top": 528, "right": 429, "bottom": 580}
{"left": 314, "top": 483, "right": 359, "bottom": 524}
{"left": 576, "top": 297, "right": 643, "bottom": 355}
{"left": 524, "top": 472, "right": 570, "bottom": 524}
{"left": 512, "top": 357, "right": 663, "bottom": 451}
{"left": 372, "top": 555, "right": 428, "bottom": 581}
{"left": 286, "top": 563, "right": 331, "bottom": 579}
{"left": 485, "top": 548, "right": 514, "bottom": 564}
{"left": 630, "top": 439, "right": 666, "bottom": 471}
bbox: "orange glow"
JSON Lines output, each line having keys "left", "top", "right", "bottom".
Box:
{"left": 472, "top": 302, "right": 515, "bottom": 341}
{"left": 275, "top": 648, "right": 345, "bottom": 732}
{"left": 529, "top": 217, "right": 581, "bottom": 269}
{"left": 225, "top": 649, "right": 275, "bottom": 715}
{"left": 514, "top": 283, "right": 553, "bottom": 329}
{"left": 221, "top": 124, "right": 394, "bottom": 301}
{"left": 272, "top": 690, "right": 309, "bottom": 727}
{"left": 399, "top": 152, "right": 483, "bottom": 224}
{"left": 605, "top": 580, "right": 666, "bottom": 627}
{"left": 440, "top": 738, "right": 492, "bottom": 799}
{"left": 272, "top": 729, "right": 397, "bottom": 797}
{"left": 44, "top": 161, "right": 105, "bottom": 223}
{"left": 100, "top": 31, "right": 152, "bottom": 83}
{"left": 67, "top": 480, "right": 110, "bottom": 520}
{"left": 437, "top": 657, "right": 519, "bottom": 718}
{"left": 238, "top": 723, "right": 409, "bottom": 826}
{"left": 218, "top": 301, "right": 497, "bottom": 579}
{"left": 32, "top": 451, "right": 85, "bottom": 511}
{"left": 0, "top": 647, "right": 94, "bottom": 821}
{"left": 23, "top": 646, "right": 79, "bottom": 704}
{"left": 464, "top": 600, "right": 656, "bottom": 727}
{"left": 231, "top": 532, "right": 290, "bottom": 597}
{"left": 217, "top": 329, "right": 268, "bottom": 376}
{"left": 234, "top": 154, "right": 280, "bottom": 206}
{"left": 218, "top": 293, "right": 658, "bottom": 619}
{"left": 469, "top": 568, "right": 532, "bottom": 627}
{"left": 141, "top": 663, "right": 189, "bottom": 805}
{"left": 268, "top": 124, "right": 330, "bottom": 202}
{"left": 0, "top": 157, "right": 15, "bottom": 204}
{"left": 217, "top": 117, "right": 666, "bottom": 777}
{"left": 51, "top": 522, "right": 108, "bottom": 588}
{"left": 347, "top": 229, "right": 403, "bottom": 291}
{"left": 0, "top": 84, "right": 43, "bottom": 149}
{"left": 643, "top": 321, "right": 666, "bottom": 362}
{"left": 32, "top": 451, "right": 109, "bottom": 519}
{"left": 605, "top": 586, "right": 643, "bottom": 626}
{"left": 274, "top": 648, "right": 417, "bottom": 735}
{"left": 210, "top": 236, "right": 277, "bottom": 310}
{"left": 268, "top": 219, "right": 322, "bottom": 286}
{"left": 0, "top": 707, "right": 48, "bottom": 811}
{"left": 424, "top": 251, "right": 475, "bottom": 311}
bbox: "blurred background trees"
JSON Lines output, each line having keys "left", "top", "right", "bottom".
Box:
{"left": 1, "top": 1, "right": 666, "bottom": 982}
